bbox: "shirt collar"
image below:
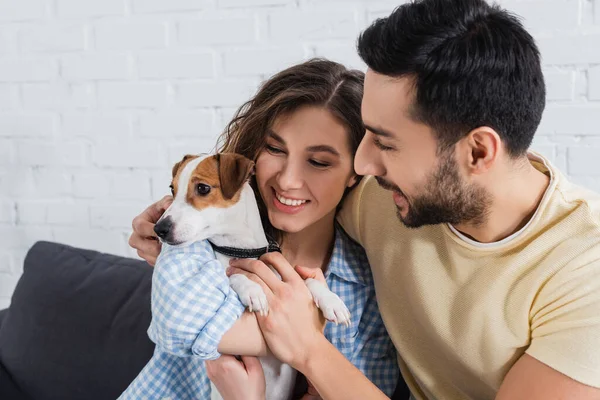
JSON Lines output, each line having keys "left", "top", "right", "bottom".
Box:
{"left": 324, "top": 223, "right": 369, "bottom": 286}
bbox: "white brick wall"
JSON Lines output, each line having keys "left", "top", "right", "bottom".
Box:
{"left": 1, "top": 0, "right": 600, "bottom": 304}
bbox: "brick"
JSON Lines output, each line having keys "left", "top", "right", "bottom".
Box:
{"left": 568, "top": 176, "right": 600, "bottom": 193}
{"left": 61, "top": 54, "right": 131, "bottom": 81}
{"left": 314, "top": 44, "right": 366, "bottom": 70}
{"left": 73, "top": 171, "right": 111, "bottom": 198}
{"left": 0, "top": 252, "right": 12, "bottom": 274}
{"left": 544, "top": 70, "right": 574, "bottom": 101}
{"left": 57, "top": 0, "right": 125, "bottom": 18}
{"left": 151, "top": 170, "right": 173, "bottom": 199}
{"left": 32, "top": 170, "right": 72, "bottom": 197}
{"left": 590, "top": 65, "right": 600, "bottom": 100}
{"left": 538, "top": 34, "right": 600, "bottom": 65}
{"left": 223, "top": 47, "right": 305, "bottom": 77}
{"left": 176, "top": 81, "right": 258, "bottom": 107}
{"left": 90, "top": 203, "right": 148, "bottom": 229}
{"left": 19, "top": 24, "right": 86, "bottom": 53}
{"left": 268, "top": 9, "right": 358, "bottom": 41}
{"left": 110, "top": 172, "right": 152, "bottom": 200}
{"left": 0, "top": 226, "right": 54, "bottom": 249}
{"left": 0, "top": 201, "right": 15, "bottom": 224}
{"left": 139, "top": 110, "right": 215, "bottom": 137}
{"left": 22, "top": 83, "right": 94, "bottom": 110}
{"left": 62, "top": 113, "right": 132, "bottom": 139}
{"left": 168, "top": 139, "right": 219, "bottom": 165}
{"left": 0, "top": 0, "right": 45, "bottom": 21}
{"left": 0, "top": 140, "right": 14, "bottom": 166}
{"left": 93, "top": 140, "right": 167, "bottom": 168}
{"left": 568, "top": 147, "right": 600, "bottom": 176}
{"left": 98, "top": 82, "right": 168, "bottom": 109}
{"left": 0, "top": 57, "right": 58, "bottom": 82}
{"left": 16, "top": 140, "right": 88, "bottom": 167}
{"left": 0, "top": 274, "right": 19, "bottom": 300}
{"left": 0, "top": 297, "right": 11, "bottom": 310}
{"left": 219, "top": 0, "right": 293, "bottom": 7}
{"left": 595, "top": 0, "right": 600, "bottom": 24}
{"left": 133, "top": 0, "right": 212, "bottom": 13}
{"left": 178, "top": 18, "right": 256, "bottom": 46}
{"left": 0, "top": 84, "right": 18, "bottom": 109}
{"left": 95, "top": 22, "right": 167, "bottom": 51}
{"left": 502, "top": 0, "right": 579, "bottom": 32}
{"left": 0, "top": 114, "right": 56, "bottom": 137}
{"left": 138, "top": 53, "right": 214, "bottom": 79}
{"left": 0, "top": 26, "right": 18, "bottom": 55}
{"left": 16, "top": 201, "right": 47, "bottom": 225}
{"left": 537, "top": 106, "right": 600, "bottom": 135}
{"left": 47, "top": 203, "right": 89, "bottom": 226}
{"left": 52, "top": 227, "right": 124, "bottom": 255}
{"left": 0, "top": 170, "right": 36, "bottom": 197}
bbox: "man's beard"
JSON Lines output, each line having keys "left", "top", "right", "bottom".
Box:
{"left": 376, "top": 151, "right": 491, "bottom": 229}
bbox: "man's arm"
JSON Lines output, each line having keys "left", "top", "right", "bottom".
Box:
{"left": 496, "top": 354, "right": 600, "bottom": 400}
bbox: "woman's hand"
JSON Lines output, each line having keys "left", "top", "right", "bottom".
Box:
{"left": 128, "top": 195, "right": 172, "bottom": 266}
{"left": 227, "top": 252, "right": 328, "bottom": 370}
{"left": 206, "top": 355, "right": 266, "bottom": 400}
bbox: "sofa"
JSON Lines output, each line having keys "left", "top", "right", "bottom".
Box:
{"left": 0, "top": 241, "right": 410, "bottom": 400}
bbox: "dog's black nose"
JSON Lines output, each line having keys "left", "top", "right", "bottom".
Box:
{"left": 154, "top": 217, "right": 172, "bottom": 240}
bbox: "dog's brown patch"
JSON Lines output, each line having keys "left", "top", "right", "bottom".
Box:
{"left": 171, "top": 154, "right": 199, "bottom": 196}
{"left": 179, "top": 154, "right": 254, "bottom": 210}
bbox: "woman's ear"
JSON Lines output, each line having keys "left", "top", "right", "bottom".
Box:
{"left": 346, "top": 174, "right": 358, "bottom": 188}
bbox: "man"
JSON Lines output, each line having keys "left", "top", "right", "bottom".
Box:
{"left": 131, "top": 0, "right": 600, "bottom": 398}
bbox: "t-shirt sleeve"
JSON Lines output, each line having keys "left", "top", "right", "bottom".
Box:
{"left": 337, "top": 176, "right": 370, "bottom": 245}
{"left": 526, "top": 256, "right": 600, "bottom": 388}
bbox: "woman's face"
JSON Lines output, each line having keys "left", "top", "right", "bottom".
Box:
{"left": 255, "top": 106, "right": 357, "bottom": 235}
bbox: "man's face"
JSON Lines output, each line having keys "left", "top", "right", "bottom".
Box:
{"left": 356, "top": 70, "right": 490, "bottom": 228}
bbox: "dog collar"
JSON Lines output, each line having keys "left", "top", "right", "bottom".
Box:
{"left": 208, "top": 240, "right": 281, "bottom": 259}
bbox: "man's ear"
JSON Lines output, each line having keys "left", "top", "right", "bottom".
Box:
{"left": 216, "top": 153, "right": 255, "bottom": 200}
{"left": 171, "top": 154, "right": 197, "bottom": 178}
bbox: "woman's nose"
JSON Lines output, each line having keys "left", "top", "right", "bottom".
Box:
{"left": 276, "top": 161, "right": 303, "bottom": 191}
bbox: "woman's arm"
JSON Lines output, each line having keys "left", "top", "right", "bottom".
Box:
{"left": 218, "top": 311, "right": 268, "bottom": 357}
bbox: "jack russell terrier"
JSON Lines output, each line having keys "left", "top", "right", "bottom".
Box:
{"left": 153, "top": 152, "right": 351, "bottom": 400}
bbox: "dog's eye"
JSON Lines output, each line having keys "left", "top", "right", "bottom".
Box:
{"left": 196, "top": 183, "right": 211, "bottom": 196}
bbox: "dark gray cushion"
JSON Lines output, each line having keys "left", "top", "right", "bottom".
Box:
{"left": 0, "top": 241, "right": 155, "bottom": 400}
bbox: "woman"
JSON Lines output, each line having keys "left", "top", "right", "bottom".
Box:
{"left": 128, "top": 58, "right": 399, "bottom": 399}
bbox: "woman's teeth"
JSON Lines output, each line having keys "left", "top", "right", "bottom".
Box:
{"left": 275, "top": 192, "right": 307, "bottom": 207}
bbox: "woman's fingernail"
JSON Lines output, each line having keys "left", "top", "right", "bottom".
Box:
{"left": 226, "top": 267, "right": 233, "bottom": 274}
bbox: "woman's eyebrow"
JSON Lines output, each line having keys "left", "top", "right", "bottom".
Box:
{"left": 306, "top": 145, "right": 340, "bottom": 157}
{"left": 267, "top": 130, "right": 286, "bottom": 144}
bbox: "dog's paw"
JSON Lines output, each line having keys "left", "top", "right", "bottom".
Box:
{"left": 305, "top": 278, "right": 351, "bottom": 327}
{"left": 229, "top": 274, "right": 269, "bottom": 316}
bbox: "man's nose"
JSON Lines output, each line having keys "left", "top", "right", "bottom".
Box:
{"left": 154, "top": 217, "right": 173, "bottom": 240}
{"left": 355, "top": 133, "right": 385, "bottom": 176}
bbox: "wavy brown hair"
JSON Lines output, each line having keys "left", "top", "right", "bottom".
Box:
{"left": 217, "top": 58, "right": 365, "bottom": 243}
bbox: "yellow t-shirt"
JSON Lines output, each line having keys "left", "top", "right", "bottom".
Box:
{"left": 337, "top": 153, "right": 600, "bottom": 400}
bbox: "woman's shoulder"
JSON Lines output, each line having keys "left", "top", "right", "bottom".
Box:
{"left": 331, "top": 222, "right": 372, "bottom": 285}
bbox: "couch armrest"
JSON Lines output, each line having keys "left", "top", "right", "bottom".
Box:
{"left": 0, "top": 359, "right": 30, "bottom": 400}
{"left": 0, "top": 309, "right": 6, "bottom": 330}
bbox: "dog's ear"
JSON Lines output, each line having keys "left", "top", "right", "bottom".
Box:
{"left": 171, "top": 154, "right": 196, "bottom": 178}
{"left": 216, "top": 153, "right": 255, "bottom": 200}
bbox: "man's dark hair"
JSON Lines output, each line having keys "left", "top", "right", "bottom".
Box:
{"left": 357, "top": 0, "right": 546, "bottom": 157}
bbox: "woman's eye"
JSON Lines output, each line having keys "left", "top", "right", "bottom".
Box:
{"left": 266, "top": 145, "right": 284, "bottom": 154}
{"left": 196, "top": 183, "right": 211, "bottom": 196}
{"left": 309, "top": 159, "right": 330, "bottom": 168}
{"left": 169, "top": 184, "right": 175, "bottom": 196}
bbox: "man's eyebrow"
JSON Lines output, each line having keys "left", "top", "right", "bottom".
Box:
{"left": 364, "top": 124, "right": 394, "bottom": 139}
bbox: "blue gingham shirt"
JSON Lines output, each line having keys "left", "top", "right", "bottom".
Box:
{"left": 119, "top": 223, "right": 398, "bottom": 399}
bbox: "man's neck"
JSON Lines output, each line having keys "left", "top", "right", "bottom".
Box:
{"left": 453, "top": 158, "right": 551, "bottom": 244}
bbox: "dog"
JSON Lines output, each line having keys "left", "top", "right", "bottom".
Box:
{"left": 153, "top": 152, "right": 351, "bottom": 400}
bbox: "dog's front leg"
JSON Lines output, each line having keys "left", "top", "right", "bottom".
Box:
{"left": 305, "top": 278, "right": 351, "bottom": 327}
{"left": 229, "top": 274, "right": 269, "bottom": 316}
